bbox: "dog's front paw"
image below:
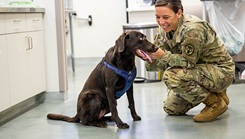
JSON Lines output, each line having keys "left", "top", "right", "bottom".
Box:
{"left": 133, "top": 115, "right": 141, "bottom": 121}
{"left": 117, "top": 123, "right": 130, "bottom": 129}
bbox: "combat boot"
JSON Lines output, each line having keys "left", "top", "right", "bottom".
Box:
{"left": 193, "top": 93, "right": 228, "bottom": 122}
{"left": 218, "top": 89, "right": 229, "bottom": 105}
{"left": 200, "top": 90, "right": 229, "bottom": 114}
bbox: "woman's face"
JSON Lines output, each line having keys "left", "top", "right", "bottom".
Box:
{"left": 155, "top": 6, "right": 182, "bottom": 32}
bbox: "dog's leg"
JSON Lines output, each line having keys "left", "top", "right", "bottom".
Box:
{"left": 106, "top": 88, "right": 129, "bottom": 129}
{"left": 126, "top": 85, "right": 141, "bottom": 121}
{"left": 79, "top": 94, "right": 108, "bottom": 128}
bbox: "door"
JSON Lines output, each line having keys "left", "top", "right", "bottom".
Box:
{"left": 71, "top": 0, "right": 127, "bottom": 58}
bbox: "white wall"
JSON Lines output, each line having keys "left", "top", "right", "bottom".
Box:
{"left": 182, "top": 0, "right": 203, "bottom": 19}
{"left": 33, "top": 0, "right": 127, "bottom": 91}
{"left": 127, "top": 0, "right": 203, "bottom": 24}
{"left": 72, "top": 0, "right": 127, "bottom": 58}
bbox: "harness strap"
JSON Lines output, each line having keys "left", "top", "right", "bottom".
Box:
{"left": 103, "top": 61, "right": 137, "bottom": 98}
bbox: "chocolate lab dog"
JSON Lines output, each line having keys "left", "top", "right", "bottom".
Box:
{"left": 47, "top": 30, "right": 158, "bottom": 129}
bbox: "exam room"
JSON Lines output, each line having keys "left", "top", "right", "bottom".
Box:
{"left": 0, "top": 0, "right": 245, "bottom": 138}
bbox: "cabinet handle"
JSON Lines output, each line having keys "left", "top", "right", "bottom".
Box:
{"left": 25, "top": 36, "right": 31, "bottom": 50}
{"left": 33, "top": 19, "right": 40, "bottom": 22}
{"left": 30, "top": 37, "right": 33, "bottom": 50}
{"left": 13, "top": 19, "right": 22, "bottom": 23}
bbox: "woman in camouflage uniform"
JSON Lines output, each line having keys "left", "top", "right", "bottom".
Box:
{"left": 137, "top": 0, "right": 235, "bottom": 122}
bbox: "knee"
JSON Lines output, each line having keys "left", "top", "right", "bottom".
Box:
{"left": 163, "top": 103, "right": 187, "bottom": 115}
{"left": 162, "top": 69, "right": 173, "bottom": 80}
{"left": 163, "top": 97, "right": 192, "bottom": 115}
{"left": 163, "top": 104, "right": 177, "bottom": 115}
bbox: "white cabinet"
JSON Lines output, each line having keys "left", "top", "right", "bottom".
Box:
{"left": 0, "top": 14, "right": 5, "bottom": 34}
{"left": 7, "top": 32, "right": 30, "bottom": 105}
{"left": 0, "top": 35, "right": 11, "bottom": 112}
{"left": 26, "top": 13, "right": 46, "bottom": 97}
{"left": 25, "top": 13, "right": 43, "bottom": 31}
{"left": 5, "top": 13, "right": 26, "bottom": 33}
{"left": 0, "top": 14, "right": 11, "bottom": 112}
{"left": 1, "top": 13, "right": 46, "bottom": 108}
{"left": 27, "top": 31, "right": 46, "bottom": 97}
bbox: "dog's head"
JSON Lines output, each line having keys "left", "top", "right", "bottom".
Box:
{"left": 115, "top": 30, "right": 158, "bottom": 63}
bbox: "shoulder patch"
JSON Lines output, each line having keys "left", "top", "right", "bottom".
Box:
{"left": 184, "top": 44, "right": 195, "bottom": 56}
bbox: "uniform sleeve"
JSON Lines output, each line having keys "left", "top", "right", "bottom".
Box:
{"left": 160, "top": 28, "right": 204, "bottom": 68}
{"left": 145, "top": 27, "right": 170, "bottom": 71}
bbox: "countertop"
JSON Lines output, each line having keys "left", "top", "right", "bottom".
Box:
{"left": 0, "top": 7, "right": 45, "bottom": 13}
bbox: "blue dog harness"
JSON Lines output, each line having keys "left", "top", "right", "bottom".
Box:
{"left": 103, "top": 61, "right": 137, "bottom": 99}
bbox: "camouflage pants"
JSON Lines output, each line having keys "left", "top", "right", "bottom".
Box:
{"left": 162, "top": 64, "right": 234, "bottom": 115}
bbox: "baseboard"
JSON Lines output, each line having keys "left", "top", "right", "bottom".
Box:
{"left": 0, "top": 92, "right": 46, "bottom": 126}
{"left": 67, "top": 57, "right": 102, "bottom": 65}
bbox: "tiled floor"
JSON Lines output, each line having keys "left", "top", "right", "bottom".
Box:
{"left": 0, "top": 58, "right": 245, "bottom": 139}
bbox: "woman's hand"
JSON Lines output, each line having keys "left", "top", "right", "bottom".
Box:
{"left": 147, "top": 48, "right": 165, "bottom": 59}
{"left": 136, "top": 48, "right": 165, "bottom": 61}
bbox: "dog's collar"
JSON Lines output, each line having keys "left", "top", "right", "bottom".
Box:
{"left": 103, "top": 61, "right": 137, "bottom": 99}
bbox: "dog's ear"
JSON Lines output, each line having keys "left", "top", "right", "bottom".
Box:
{"left": 116, "top": 32, "right": 130, "bottom": 53}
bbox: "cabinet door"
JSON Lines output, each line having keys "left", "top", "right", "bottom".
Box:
{"left": 5, "top": 13, "right": 26, "bottom": 34}
{"left": 25, "top": 13, "right": 43, "bottom": 31}
{"left": 7, "top": 33, "right": 30, "bottom": 106}
{"left": 0, "top": 14, "right": 5, "bottom": 34}
{"left": 0, "top": 35, "right": 11, "bottom": 111}
{"left": 27, "top": 31, "right": 46, "bottom": 96}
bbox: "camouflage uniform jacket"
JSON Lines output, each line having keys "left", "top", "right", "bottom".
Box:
{"left": 146, "top": 14, "right": 235, "bottom": 76}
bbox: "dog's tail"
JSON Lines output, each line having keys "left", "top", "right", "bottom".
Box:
{"left": 47, "top": 113, "right": 80, "bottom": 123}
